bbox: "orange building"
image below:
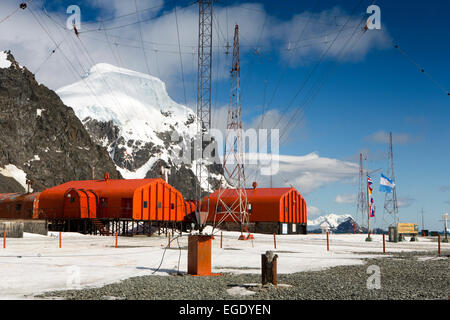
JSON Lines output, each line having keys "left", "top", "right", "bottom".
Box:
{"left": 202, "top": 187, "right": 307, "bottom": 234}
{"left": 0, "top": 193, "right": 40, "bottom": 220}
{"left": 37, "top": 177, "right": 186, "bottom": 222}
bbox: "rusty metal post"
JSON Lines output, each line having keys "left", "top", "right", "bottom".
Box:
{"left": 273, "top": 233, "right": 276, "bottom": 249}
{"left": 168, "top": 232, "right": 171, "bottom": 249}
{"left": 220, "top": 232, "right": 223, "bottom": 249}
{"left": 383, "top": 234, "right": 386, "bottom": 253}
{"left": 326, "top": 231, "right": 330, "bottom": 251}
{"left": 115, "top": 232, "right": 118, "bottom": 248}
{"left": 261, "top": 251, "right": 278, "bottom": 286}
{"left": 3, "top": 231, "right": 5, "bottom": 249}
{"left": 59, "top": 232, "right": 62, "bottom": 248}
{"left": 438, "top": 234, "right": 441, "bottom": 255}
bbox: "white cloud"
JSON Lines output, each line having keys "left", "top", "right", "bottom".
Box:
{"left": 244, "top": 152, "right": 359, "bottom": 194}
{"left": 0, "top": 1, "right": 391, "bottom": 96}
{"left": 308, "top": 206, "right": 321, "bottom": 217}
{"left": 271, "top": 7, "right": 391, "bottom": 66}
{"left": 335, "top": 193, "right": 356, "bottom": 204}
{"left": 365, "top": 130, "right": 416, "bottom": 144}
{"left": 397, "top": 196, "right": 415, "bottom": 208}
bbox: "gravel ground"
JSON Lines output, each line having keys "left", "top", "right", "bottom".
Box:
{"left": 39, "top": 251, "right": 449, "bottom": 300}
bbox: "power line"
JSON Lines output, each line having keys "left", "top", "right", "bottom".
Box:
{"left": 393, "top": 42, "right": 449, "bottom": 96}
{"left": 174, "top": 1, "right": 188, "bottom": 106}
{"left": 0, "top": 0, "right": 32, "bottom": 26}
{"left": 134, "top": 0, "right": 152, "bottom": 76}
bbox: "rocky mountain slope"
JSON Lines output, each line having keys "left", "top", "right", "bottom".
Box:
{"left": 0, "top": 51, "right": 120, "bottom": 193}
{"left": 56, "top": 63, "right": 225, "bottom": 200}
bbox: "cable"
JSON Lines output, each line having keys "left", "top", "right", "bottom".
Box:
{"left": 134, "top": 0, "right": 152, "bottom": 77}
{"left": 33, "top": 40, "right": 65, "bottom": 75}
{"left": 151, "top": 233, "right": 183, "bottom": 274}
{"left": 0, "top": 0, "right": 32, "bottom": 26}
{"left": 174, "top": 1, "right": 188, "bottom": 106}
{"left": 393, "top": 42, "right": 449, "bottom": 96}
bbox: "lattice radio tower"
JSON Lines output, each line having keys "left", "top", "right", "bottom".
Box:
{"left": 213, "top": 25, "right": 250, "bottom": 239}
{"left": 356, "top": 153, "right": 367, "bottom": 230}
{"left": 195, "top": 0, "right": 214, "bottom": 230}
{"left": 383, "top": 132, "right": 399, "bottom": 227}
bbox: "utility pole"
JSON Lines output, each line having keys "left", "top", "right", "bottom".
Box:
{"left": 383, "top": 132, "right": 399, "bottom": 228}
{"left": 421, "top": 208, "right": 425, "bottom": 232}
{"left": 214, "top": 24, "right": 251, "bottom": 240}
{"left": 195, "top": 0, "right": 214, "bottom": 232}
{"left": 356, "top": 153, "right": 367, "bottom": 230}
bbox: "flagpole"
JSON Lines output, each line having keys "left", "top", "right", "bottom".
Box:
{"left": 366, "top": 171, "right": 372, "bottom": 241}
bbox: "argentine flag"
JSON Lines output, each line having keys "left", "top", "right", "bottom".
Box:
{"left": 380, "top": 174, "right": 395, "bottom": 193}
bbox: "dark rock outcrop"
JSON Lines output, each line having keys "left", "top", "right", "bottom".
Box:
{"left": 0, "top": 51, "right": 121, "bottom": 192}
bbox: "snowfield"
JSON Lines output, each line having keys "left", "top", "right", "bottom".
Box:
{"left": 0, "top": 229, "right": 445, "bottom": 299}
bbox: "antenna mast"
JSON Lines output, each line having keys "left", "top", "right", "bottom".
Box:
{"left": 214, "top": 25, "right": 250, "bottom": 239}
{"left": 383, "top": 132, "right": 399, "bottom": 227}
{"left": 356, "top": 153, "right": 367, "bottom": 230}
{"left": 195, "top": 0, "right": 214, "bottom": 231}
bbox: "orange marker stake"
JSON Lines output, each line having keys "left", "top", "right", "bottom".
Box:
{"left": 3, "top": 231, "right": 6, "bottom": 249}
{"left": 220, "top": 232, "right": 223, "bottom": 249}
{"left": 273, "top": 233, "right": 277, "bottom": 249}
{"left": 383, "top": 234, "right": 386, "bottom": 253}
{"left": 59, "top": 232, "right": 62, "bottom": 248}
{"left": 168, "top": 232, "right": 171, "bottom": 249}
{"left": 326, "top": 231, "right": 330, "bottom": 251}
{"left": 115, "top": 232, "right": 118, "bottom": 248}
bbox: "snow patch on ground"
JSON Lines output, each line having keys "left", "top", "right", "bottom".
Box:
{"left": 0, "top": 164, "right": 31, "bottom": 191}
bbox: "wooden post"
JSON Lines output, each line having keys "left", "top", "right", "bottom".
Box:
{"left": 273, "top": 233, "right": 276, "bottom": 249}
{"left": 261, "top": 251, "right": 278, "bottom": 286}
{"left": 3, "top": 231, "right": 5, "bottom": 249}
{"left": 168, "top": 232, "right": 171, "bottom": 248}
{"left": 59, "top": 232, "right": 61, "bottom": 248}
{"left": 220, "top": 232, "right": 223, "bottom": 249}
{"left": 115, "top": 232, "right": 118, "bottom": 248}
{"left": 438, "top": 234, "right": 441, "bottom": 255}
{"left": 326, "top": 231, "right": 330, "bottom": 251}
{"left": 383, "top": 234, "right": 386, "bottom": 253}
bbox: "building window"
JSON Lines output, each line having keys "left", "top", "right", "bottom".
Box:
{"left": 100, "top": 198, "right": 108, "bottom": 208}
{"left": 247, "top": 203, "right": 252, "bottom": 213}
{"left": 70, "top": 197, "right": 75, "bottom": 203}
{"left": 218, "top": 205, "right": 222, "bottom": 212}
{"left": 16, "top": 204, "right": 22, "bottom": 211}
{"left": 158, "top": 202, "right": 162, "bottom": 209}
{"left": 171, "top": 203, "right": 175, "bottom": 210}
{"left": 144, "top": 201, "right": 148, "bottom": 208}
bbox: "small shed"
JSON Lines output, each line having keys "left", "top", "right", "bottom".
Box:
{"left": 37, "top": 177, "right": 186, "bottom": 222}
{"left": 203, "top": 187, "right": 307, "bottom": 234}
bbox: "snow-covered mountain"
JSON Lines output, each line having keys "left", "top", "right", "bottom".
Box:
{"left": 56, "top": 63, "right": 224, "bottom": 199}
{"left": 0, "top": 51, "right": 120, "bottom": 193}
{"left": 308, "top": 213, "right": 353, "bottom": 230}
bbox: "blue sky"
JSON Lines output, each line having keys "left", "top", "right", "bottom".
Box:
{"left": 1, "top": 0, "right": 448, "bottom": 230}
